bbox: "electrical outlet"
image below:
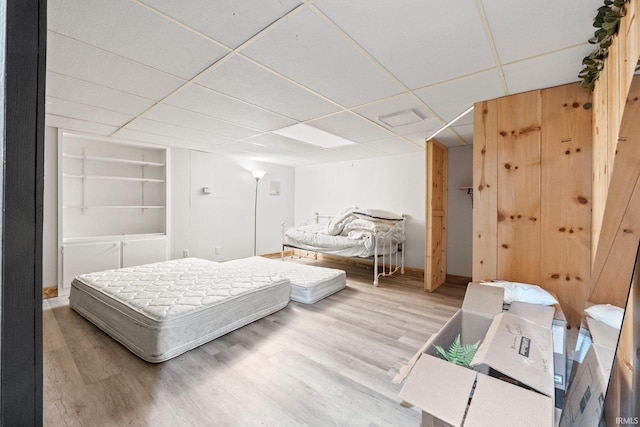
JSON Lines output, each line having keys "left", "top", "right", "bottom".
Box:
{"left": 215, "top": 247, "right": 220, "bottom": 255}
{"left": 183, "top": 249, "right": 189, "bottom": 258}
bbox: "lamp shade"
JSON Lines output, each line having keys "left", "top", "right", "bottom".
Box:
{"left": 251, "top": 170, "right": 266, "bottom": 180}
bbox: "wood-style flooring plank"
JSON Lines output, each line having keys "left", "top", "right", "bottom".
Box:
{"left": 43, "top": 259, "right": 466, "bottom": 426}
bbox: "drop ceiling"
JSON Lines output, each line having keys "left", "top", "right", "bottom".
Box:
{"left": 46, "top": 0, "right": 603, "bottom": 167}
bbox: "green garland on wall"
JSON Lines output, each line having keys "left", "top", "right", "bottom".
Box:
{"left": 579, "top": 0, "right": 638, "bottom": 90}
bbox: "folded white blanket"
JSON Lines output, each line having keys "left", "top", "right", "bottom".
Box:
{"left": 325, "top": 211, "right": 357, "bottom": 236}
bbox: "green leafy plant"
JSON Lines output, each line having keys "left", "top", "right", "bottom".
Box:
{"left": 579, "top": 0, "right": 634, "bottom": 91}
{"left": 434, "top": 334, "right": 481, "bottom": 369}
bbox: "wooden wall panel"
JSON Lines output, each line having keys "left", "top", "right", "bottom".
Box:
{"left": 591, "top": 0, "right": 640, "bottom": 264}
{"left": 591, "top": 77, "right": 640, "bottom": 304}
{"left": 473, "top": 83, "right": 593, "bottom": 326}
{"left": 621, "top": 0, "right": 639, "bottom": 92}
{"left": 472, "top": 100, "right": 498, "bottom": 281}
{"left": 540, "top": 84, "right": 592, "bottom": 325}
{"left": 592, "top": 59, "right": 609, "bottom": 264}
{"left": 495, "top": 90, "right": 542, "bottom": 285}
{"left": 604, "top": 247, "right": 639, "bottom": 425}
{"left": 607, "top": 39, "right": 622, "bottom": 176}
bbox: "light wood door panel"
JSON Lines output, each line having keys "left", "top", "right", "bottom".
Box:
{"left": 425, "top": 140, "right": 447, "bottom": 292}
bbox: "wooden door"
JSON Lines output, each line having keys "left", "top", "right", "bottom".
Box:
{"left": 425, "top": 140, "right": 448, "bottom": 292}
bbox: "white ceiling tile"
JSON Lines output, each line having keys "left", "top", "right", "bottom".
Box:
{"left": 353, "top": 94, "right": 442, "bottom": 135}
{"left": 314, "top": 0, "right": 495, "bottom": 89}
{"left": 197, "top": 55, "right": 341, "bottom": 121}
{"left": 45, "top": 115, "right": 118, "bottom": 136}
{"left": 46, "top": 72, "right": 156, "bottom": 115}
{"left": 242, "top": 8, "right": 403, "bottom": 107}
{"left": 416, "top": 70, "right": 505, "bottom": 122}
{"left": 363, "top": 137, "right": 423, "bottom": 155}
{"left": 47, "top": 32, "right": 186, "bottom": 100}
{"left": 430, "top": 128, "right": 468, "bottom": 148}
{"left": 125, "top": 118, "right": 233, "bottom": 146}
{"left": 139, "top": 0, "right": 302, "bottom": 49}
{"left": 274, "top": 150, "right": 349, "bottom": 166}
{"left": 48, "top": 0, "right": 226, "bottom": 80}
{"left": 166, "top": 84, "right": 296, "bottom": 131}
{"left": 116, "top": 129, "right": 213, "bottom": 151}
{"left": 483, "top": 0, "right": 604, "bottom": 64}
{"left": 451, "top": 124, "right": 474, "bottom": 145}
{"left": 46, "top": 97, "right": 134, "bottom": 127}
{"left": 144, "top": 104, "right": 260, "bottom": 140}
{"left": 308, "top": 112, "right": 390, "bottom": 143}
{"left": 503, "top": 44, "right": 594, "bottom": 95}
{"left": 217, "top": 134, "right": 322, "bottom": 157}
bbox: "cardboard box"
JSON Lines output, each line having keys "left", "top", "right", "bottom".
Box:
{"left": 472, "top": 312, "right": 555, "bottom": 398}
{"left": 464, "top": 373, "right": 554, "bottom": 427}
{"left": 421, "top": 283, "right": 505, "bottom": 360}
{"left": 559, "top": 317, "right": 619, "bottom": 427}
{"left": 551, "top": 300, "right": 568, "bottom": 393}
{"left": 506, "top": 297, "right": 569, "bottom": 408}
{"left": 400, "top": 354, "right": 554, "bottom": 427}
{"left": 399, "top": 283, "right": 554, "bottom": 427}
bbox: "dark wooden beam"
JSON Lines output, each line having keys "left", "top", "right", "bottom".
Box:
{"left": 1, "top": 0, "right": 46, "bottom": 424}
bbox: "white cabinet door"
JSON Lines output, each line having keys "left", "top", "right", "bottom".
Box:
{"left": 62, "top": 241, "right": 120, "bottom": 289}
{"left": 121, "top": 237, "right": 168, "bottom": 268}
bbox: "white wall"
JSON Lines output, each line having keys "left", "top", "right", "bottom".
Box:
{"left": 446, "top": 145, "right": 473, "bottom": 277}
{"left": 42, "top": 129, "right": 295, "bottom": 288}
{"left": 43, "top": 127, "right": 469, "bottom": 282}
{"left": 294, "top": 152, "right": 425, "bottom": 269}
{"left": 169, "top": 149, "right": 294, "bottom": 261}
{"left": 42, "top": 127, "right": 58, "bottom": 288}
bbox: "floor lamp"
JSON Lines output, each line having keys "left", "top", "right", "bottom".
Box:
{"left": 252, "top": 170, "right": 266, "bottom": 256}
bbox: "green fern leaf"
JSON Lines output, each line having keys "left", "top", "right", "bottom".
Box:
{"left": 434, "top": 334, "right": 481, "bottom": 368}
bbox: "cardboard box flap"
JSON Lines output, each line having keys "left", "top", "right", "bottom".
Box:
{"left": 508, "top": 302, "right": 555, "bottom": 328}
{"left": 471, "top": 313, "right": 555, "bottom": 397}
{"left": 585, "top": 317, "right": 620, "bottom": 350}
{"left": 464, "top": 373, "right": 554, "bottom": 427}
{"left": 592, "top": 343, "right": 616, "bottom": 380}
{"left": 559, "top": 343, "right": 615, "bottom": 427}
{"left": 463, "top": 283, "right": 504, "bottom": 317}
{"left": 398, "top": 354, "right": 476, "bottom": 427}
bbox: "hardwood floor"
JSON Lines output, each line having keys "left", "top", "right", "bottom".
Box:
{"left": 43, "top": 259, "right": 466, "bottom": 427}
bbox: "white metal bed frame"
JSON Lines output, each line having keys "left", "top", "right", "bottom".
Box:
{"left": 281, "top": 212, "right": 405, "bottom": 286}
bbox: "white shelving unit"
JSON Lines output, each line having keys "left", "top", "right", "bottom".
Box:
{"left": 58, "top": 132, "right": 169, "bottom": 293}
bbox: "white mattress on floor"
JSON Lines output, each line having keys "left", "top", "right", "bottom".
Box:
{"left": 222, "top": 256, "right": 346, "bottom": 304}
{"left": 69, "top": 258, "right": 290, "bottom": 363}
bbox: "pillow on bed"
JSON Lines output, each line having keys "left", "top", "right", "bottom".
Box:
{"left": 584, "top": 304, "right": 624, "bottom": 330}
{"left": 480, "top": 280, "right": 558, "bottom": 305}
{"left": 342, "top": 218, "right": 392, "bottom": 233}
{"left": 352, "top": 208, "right": 403, "bottom": 222}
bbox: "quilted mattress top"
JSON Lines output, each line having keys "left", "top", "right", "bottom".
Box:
{"left": 222, "top": 256, "right": 345, "bottom": 288}
{"left": 71, "top": 258, "right": 290, "bottom": 321}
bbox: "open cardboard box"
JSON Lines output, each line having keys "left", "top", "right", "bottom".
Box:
{"left": 559, "top": 316, "right": 619, "bottom": 427}
{"left": 399, "top": 284, "right": 555, "bottom": 427}
{"left": 507, "top": 299, "right": 568, "bottom": 408}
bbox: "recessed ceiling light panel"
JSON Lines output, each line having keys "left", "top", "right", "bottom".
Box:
{"left": 272, "top": 123, "right": 355, "bottom": 148}
{"left": 378, "top": 109, "right": 424, "bottom": 128}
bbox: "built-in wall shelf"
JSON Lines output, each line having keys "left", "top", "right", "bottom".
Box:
{"left": 63, "top": 205, "right": 165, "bottom": 209}
{"left": 62, "top": 173, "right": 166, "bottom": 183}
{"left": 58, "top": 132, "right": 169, "bottom": 293}
{"left": 62, "top": 153, "right": 165, "bottom": 168}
